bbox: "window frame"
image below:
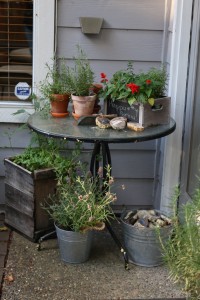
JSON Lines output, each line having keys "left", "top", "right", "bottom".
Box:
{"left": 0, "top": 0, "right": 55, "bottom": 123}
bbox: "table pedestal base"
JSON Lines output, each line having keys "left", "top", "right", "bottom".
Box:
{"left": 90, "top": 141, "right": 129, "bottom": 270}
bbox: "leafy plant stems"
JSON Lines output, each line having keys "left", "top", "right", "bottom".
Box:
{"left": 100, "top": 62, "right": 168, "bottom": 106}
{"left": 66, "top": 45, "right": 95, "bottom": 96}
{"left": 159, "top": 187, "right": 200, "bottom": 299}
{"left": 44, "top": 165, "right": 117, "bottom": 233}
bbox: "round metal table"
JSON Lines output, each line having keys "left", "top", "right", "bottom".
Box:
{"left": 28, "top": 112, "right": 176, "bottom": 143}
{"left": 28, "top": 112, "right": 176, "bottom": 268}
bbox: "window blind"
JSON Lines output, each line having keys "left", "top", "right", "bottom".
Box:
{"left": 0, "top": 0, "right": 33, "bottom": 101}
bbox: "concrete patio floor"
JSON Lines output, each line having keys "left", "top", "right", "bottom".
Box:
{"left": 0, "top": 216, "right": 189, "bottom": 300}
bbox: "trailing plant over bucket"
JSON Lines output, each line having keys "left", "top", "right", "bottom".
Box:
{"left": 44, "top": 165, "right": 117, "bottom": 232}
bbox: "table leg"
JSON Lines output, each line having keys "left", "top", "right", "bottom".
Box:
{"left": 90, "top": 141, "right": 129, "bottom": 270}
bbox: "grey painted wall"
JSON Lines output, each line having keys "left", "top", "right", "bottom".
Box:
{"left": 0, "top": 0, "right": 172, "bottom": 210}
{"left": 0, "top": 124, "right": 31, "bottom": 208}
{"left": 55, "top": 0, "right": 172, "bottom": 210}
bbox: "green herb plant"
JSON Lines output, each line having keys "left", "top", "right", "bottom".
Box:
{"left": 38, "top": 58, "right": 69, "bottom": 101}
{"left": 66, "top": 46, "right": 95, "bottom": 96}
{"left": 44, "top": 165, "right": 117, "bottom": 232}
{"left": 159, "top": 187, "right": 200, "bottom": 299}
{"left": 13, "top": 135, "right": 81, "bottom": 181}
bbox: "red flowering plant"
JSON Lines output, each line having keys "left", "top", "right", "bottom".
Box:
{"left": 100, "top": 62, "right": 168, "bottom": 106}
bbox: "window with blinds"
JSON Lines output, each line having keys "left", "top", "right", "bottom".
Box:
{"left": 0, "top": 0, "right": 33, "bottom": 101}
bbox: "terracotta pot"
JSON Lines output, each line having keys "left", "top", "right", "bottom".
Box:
{"left": 50, "top": 94, "right": 70, "bottom": 117}
{"left": 90, "top": 83, "right": 103, "bottom": 95}
{"left": 89, "top": 84, "right": 103, "bottom": 114}
{"left": 71, "top": 94, "right": 97, "bottom": 118}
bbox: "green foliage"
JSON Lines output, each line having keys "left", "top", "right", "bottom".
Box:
{"left": 12, "top": 135, "right": 81, "bottom": 178}
{"left": 145, "top": 66, "right": 168, "bottom": 99}
{"left": 160, "top": 188, "right": 200, "bottom": 299}
{"left": 13, "top": 147, "right": 55, "bottom": 172}
{"left": 66, "top": 46, "right": 95, "bottom": 96}
{"left": 100, "top": 62, "right": 168, "bottom": 106}
{"left": 44, "top": 166, "right": 116, "bottom": 232}
{"left": 38, "top": 57, "right": 69, "bottom": 100}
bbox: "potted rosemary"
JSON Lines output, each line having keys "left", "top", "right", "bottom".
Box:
{"left": 66, "top": 46, "right": 96, "bottom": 119}
{"left": 38, "top": 58, "right": 70, "bottom": 117}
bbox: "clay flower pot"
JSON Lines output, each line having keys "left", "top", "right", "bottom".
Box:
{"left": 90, "top": 83, "right": 103, "bottom": 114}
{"left": 50, "top": 94, "right": 70, "bottom": 117}
{"left": 71, "top": 94, "right": 97, "bottom": 119}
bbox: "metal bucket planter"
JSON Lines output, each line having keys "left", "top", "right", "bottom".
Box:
{"left": 121, "top": 212, "right": 172, "bottom": 267}
{"left": 55, "top": 224, "right": 93, "bottom": 264}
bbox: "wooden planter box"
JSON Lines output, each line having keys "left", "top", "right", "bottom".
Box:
{"left": 105, "top": 97, "right": 171, "bottom": 127}
{"left": 4, "top": 158, "right": 57, "bottom": 242}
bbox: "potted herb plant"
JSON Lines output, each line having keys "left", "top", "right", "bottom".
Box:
{"left": 100, "top": 63, "right": 170, "bottom": 127}
{"left": 4, "top": 135, "right": 77, "bottom": 242}
{"left": 44, "top": 166, "right": 117, "bottom": 264}
{"left": 66, "top": 46, "right": 96, "bottom": 119}
{"left": 38, "top": 58, "right": 70, "bottom": 117}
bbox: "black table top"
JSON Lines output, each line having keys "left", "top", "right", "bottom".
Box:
{"left": 27, "top": 112, "right": 176, "bottom": 144}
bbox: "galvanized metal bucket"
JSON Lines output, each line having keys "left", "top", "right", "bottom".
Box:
{"left": 121, "top": 213, "right": 172, "bottom": 267}
{"left": 55, "top": 224, "right": 93, "bottom": 264}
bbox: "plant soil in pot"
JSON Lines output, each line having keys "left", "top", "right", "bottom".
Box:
{"left": 121, "top": 209, "right": 173, "bottom": 267}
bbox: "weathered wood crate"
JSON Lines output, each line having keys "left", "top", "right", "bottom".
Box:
{"left": 105, "top": 97, "right": 171, "bottom": 127}
{"left": 4, "top": 158, "right": 57, "bottom": 242}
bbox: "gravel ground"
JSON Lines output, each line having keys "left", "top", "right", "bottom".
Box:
{"left": 1, "top": 222, "right": 188, "bottom": 300}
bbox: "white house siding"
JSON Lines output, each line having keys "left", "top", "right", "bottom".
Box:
{"left": 56, "top": 0, "right": 172, "bottom": 209}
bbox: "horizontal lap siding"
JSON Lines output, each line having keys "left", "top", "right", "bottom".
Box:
{"left": 111, "top": 150, "right": 155, "bottom": 178}
{"left": 58, "top": 0, "right": 165, "bottom": 30}
{"left": 112, "top": 178, "right": 154, "bottom": 208}
{"left": 57, "top": 0, "right": 170, "bottom": 79}
{"left": 59, "top": 0, "right": 171, "bottom": 208}
{"left": 56, "top": 0, "right": 170, "bottom": 208}
{"left": 111, "top": 149, "right": 155, "bottom": 207}
{"left": 0, "top": 0, "right": 172, "bottom": 210}
{"left": 58, "top": 29, "right": 163, "bottom": 62}
{"left": 0, "top": 124, "right": 32, "bottom": 206}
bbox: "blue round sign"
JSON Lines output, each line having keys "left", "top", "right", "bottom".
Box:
{"left": 14, "top": 82, "right": 31, "bottom": 100}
